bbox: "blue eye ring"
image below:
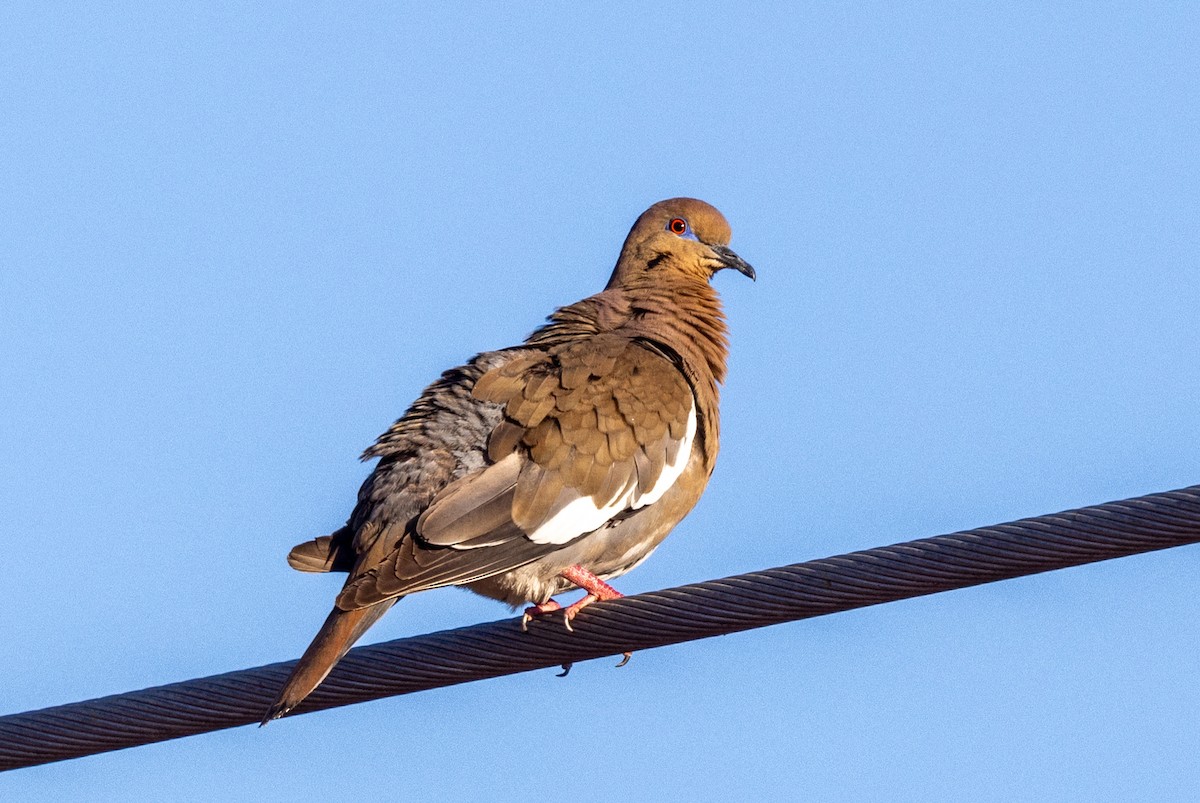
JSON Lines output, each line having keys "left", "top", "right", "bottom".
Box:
{"left": 668, "top": 217, "right": 689, "bottom": 235}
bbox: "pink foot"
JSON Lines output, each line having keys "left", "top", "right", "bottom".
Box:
{"left": 519, "top": 565, "right": 633, "bottom": 669}
{"left": 560, "top": 594, "right": 600, "bottom": 632}
{"left": 521, "top": 598, "right": 562, "bottom": 632}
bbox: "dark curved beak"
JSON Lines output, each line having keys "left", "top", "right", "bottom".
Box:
{"left": 711, "top": 245, "right": 756, "bottom": 281}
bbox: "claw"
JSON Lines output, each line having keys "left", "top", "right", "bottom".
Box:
{"left": 521, "top": 599, "right": 563, "bottom": 631}
{"left": 521, "top": 566, "right": 626, "bottom": 641}
{"left": 616, "top": 652, "right": 632, "bottom": 668}
{"left": 556, "top": 663, "right": 573, "bottom": 677}
{"left": 560, "top": 592, "right": 599, "bottom": 631}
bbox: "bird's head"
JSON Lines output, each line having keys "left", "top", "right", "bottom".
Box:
{"left": 608, "top": 197, "right": 755, "bottom": 288}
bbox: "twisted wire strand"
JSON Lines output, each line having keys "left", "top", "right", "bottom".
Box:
{"left": 2, "top": 485, "right": 1198, "bottom": 772}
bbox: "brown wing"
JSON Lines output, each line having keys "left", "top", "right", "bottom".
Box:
{"left": 335, "top": 336, "right": 696, "bottom": 608}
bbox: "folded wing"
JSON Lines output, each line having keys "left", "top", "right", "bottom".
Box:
{"left": 336, "top": 335, "right": 696, "bottom": 609}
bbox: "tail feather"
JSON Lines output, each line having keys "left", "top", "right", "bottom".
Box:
{"left": 287, "top": 527, "right": 355, "bottom": 573}
{"left": 262, "top": 598, "right": 398, "bottom": 724}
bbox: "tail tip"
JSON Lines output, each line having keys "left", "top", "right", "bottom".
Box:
{"left": 259, "top": 699, "right": 294, "bottom": 727}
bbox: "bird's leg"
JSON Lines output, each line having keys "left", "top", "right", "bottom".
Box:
{"left": 557, "top": 565, "right": 623, "bottom": 631}
{"left": 520, "top": 566, "right": 633, "bottom": 666}
{"left": 522, "top": 564, "right": 626, "bottom": 631}
{"left": 560, "top": 564, "right": 623, "bottom": 602}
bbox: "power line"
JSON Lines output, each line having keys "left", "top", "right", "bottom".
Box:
{"left": 2, "top": 484, "right": 1198, "bottom": 772}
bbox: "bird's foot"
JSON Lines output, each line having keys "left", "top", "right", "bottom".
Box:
{"left": 521, "top": 599, "right": 563, "bottom": 632}
{"left": 519, "top": 594, "right": 602, "bottom": 632}
{"left": 560, "top": 593, "right": 599, "bottom": 632}
{"left": 520, "top": 565, "right": 634, "bottom": 668}
{"left": 559, "top": 565, "right": 634, "bottom": 667}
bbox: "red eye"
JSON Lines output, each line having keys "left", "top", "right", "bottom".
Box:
{"left": 669, "top": 218, "right": 688, "bottom": 235}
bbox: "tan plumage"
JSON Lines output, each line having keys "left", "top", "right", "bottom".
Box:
{"left": 265, "top": 198, "right": 754, "bottom": 722}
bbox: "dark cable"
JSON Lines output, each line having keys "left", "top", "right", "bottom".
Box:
{"left": 2, "top": 485, "right": 1198, "bottom": 772}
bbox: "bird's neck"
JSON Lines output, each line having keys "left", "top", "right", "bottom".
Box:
{"left": 623, "top": 276, "right": 730, "bottom": 385}
{"left": 529, "top": 279, "right": 729, "bottom": 387}
{"left": 620, "top": 277, "right": 729, "bottom": 466}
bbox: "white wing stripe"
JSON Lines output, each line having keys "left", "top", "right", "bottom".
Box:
{"left": 525, "top": 404, "right": 696, "bottom": 545}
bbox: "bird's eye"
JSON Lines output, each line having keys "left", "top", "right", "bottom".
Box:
{"left": 668, "top": 218, "right": 688, "bottom": 235}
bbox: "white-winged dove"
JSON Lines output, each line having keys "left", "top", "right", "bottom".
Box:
{"left": 264, "top": 198, "right": 754, "bottom": 721}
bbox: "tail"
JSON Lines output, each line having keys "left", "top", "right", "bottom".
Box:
{"left": 286, "top": 526, "right": 355, "bottom": 573}
{"left": 262, "top": 597, "right": 399, "bottom": 724}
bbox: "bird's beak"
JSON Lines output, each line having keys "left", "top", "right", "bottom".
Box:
{"left": 711, "top": 245, "right": 756, "bottom": 281}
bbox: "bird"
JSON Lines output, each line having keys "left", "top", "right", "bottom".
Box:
{"left": 263, "top": 197, "right": 754, "bottom": 722}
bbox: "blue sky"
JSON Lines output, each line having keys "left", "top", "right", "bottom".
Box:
{"left": 2, "top": 3, "right": 1198, "bottom": 800}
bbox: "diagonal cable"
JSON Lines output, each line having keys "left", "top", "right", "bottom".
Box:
{"left": 2, "top": 485, "right": 1198, "bottom": 772}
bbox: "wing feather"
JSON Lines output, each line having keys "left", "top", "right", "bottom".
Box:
{"left": 336, "top": 336, "right": 697, "bottom": 607}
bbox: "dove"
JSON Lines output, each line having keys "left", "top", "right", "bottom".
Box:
{"left": 264, "top": 197, "right": 754, "bottom": 722}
